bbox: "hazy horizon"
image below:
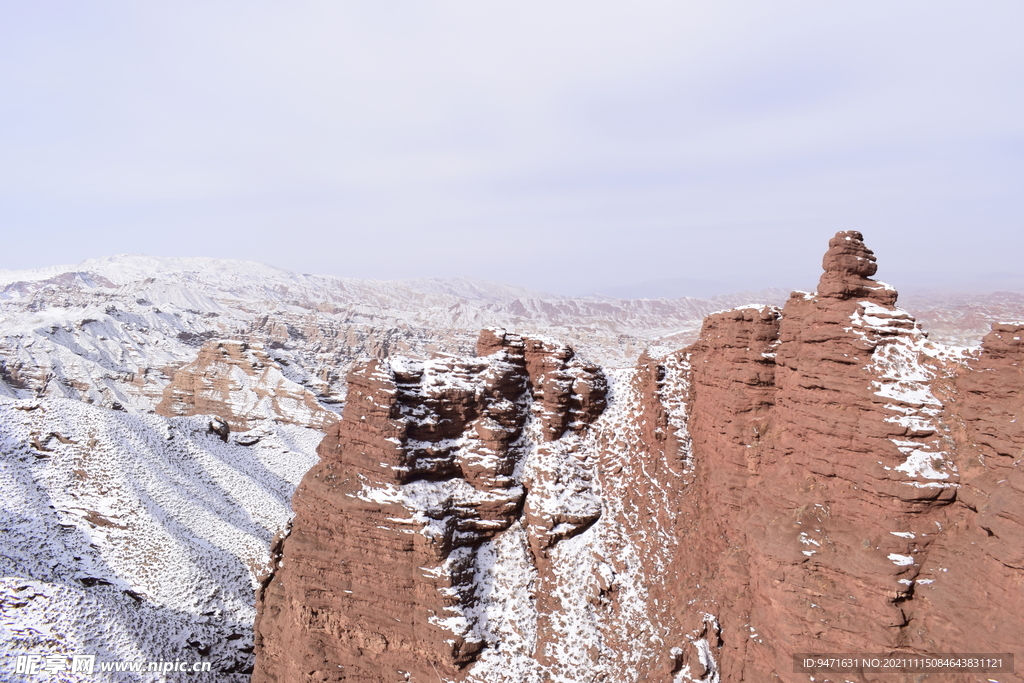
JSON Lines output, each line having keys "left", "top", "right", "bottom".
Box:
{"left": 4, "top": 250, "right": 1024, "bottom": 303}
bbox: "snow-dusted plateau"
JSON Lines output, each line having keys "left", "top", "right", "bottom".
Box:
{"left": 2, "top": 238, "right": 1024, "bottom": 682}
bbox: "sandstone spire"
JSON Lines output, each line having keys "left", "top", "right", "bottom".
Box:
{"left": 816, "top": 230, "right": 898, "bottom": 304}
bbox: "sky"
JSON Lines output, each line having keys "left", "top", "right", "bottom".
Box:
{"left": 0, "top": 1, "right": 1022, "bottom": 297}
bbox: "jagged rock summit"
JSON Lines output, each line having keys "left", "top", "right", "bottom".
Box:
{"left": 816, "top": 229, "right": 898, "bottom": 305}
{"left": 252, "top": 232, "right": 1024, "bottom": 683}
{"left": 252, "top": 330, "right": 610, "bottom": 682}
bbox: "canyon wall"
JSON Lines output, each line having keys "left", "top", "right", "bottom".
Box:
{"left": 253, "top": 232, "right": 1024, "bottom": 682}
{"left": 668, "top": 233, "right": 1023, "bottom": 681}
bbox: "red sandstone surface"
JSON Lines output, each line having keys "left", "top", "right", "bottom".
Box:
{"left": 156, "top": 339, "right": 338, "bottom": 432}
{"left": 253, "top": 232, "right": 1024, "bottom": 682}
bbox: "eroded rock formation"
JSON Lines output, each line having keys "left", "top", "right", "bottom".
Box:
{"left": 156, "top": 340, "right": 338, "bottom": 432}
{"left": 252, "top": 330, "right": 607, "bottom": 682}
{"left": 253, "top": 231, "right": 1024, "bottom": 682}
{"left": 664, "top": 231, "right": 1022, "bottom": 681}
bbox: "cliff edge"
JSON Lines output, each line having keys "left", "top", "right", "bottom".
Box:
{"left": 253, "top": 232, "right": 1024, "bottom": 682}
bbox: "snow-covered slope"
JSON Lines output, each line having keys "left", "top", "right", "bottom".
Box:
{"left": 0, "top": 396, "right": 319, "bottom": 681}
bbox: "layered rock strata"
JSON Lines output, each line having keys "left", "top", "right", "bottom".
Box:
{"left": 669, "top": 231, "right": 1022, "bottom": 681}
{"left": 252, "top": 330, "right": 607, "bottom": 682}
{"left": 155, "top": 340, "right": 338, "bottom": 432}
{"left": 254, "top": 231, "right": 1024, "bottom": 683}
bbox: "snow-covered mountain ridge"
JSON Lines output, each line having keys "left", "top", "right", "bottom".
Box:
{"left": 3, "top": 254, "right": 1021, "bottom": 418}
{"left": 0, "top": 254, "right": 781, "bottom": 419}
{"left": 0, "top": 255, "right": 557, "bottom": 304}
{"left": 0, "top": 397, "right": 320, "bottom": 681}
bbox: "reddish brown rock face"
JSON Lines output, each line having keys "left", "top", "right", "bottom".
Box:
{"left": 253, "top": 233, "right": 1024, "bottom": 683}
{"left": 252, "top": 330, "right": 608, "bottom": 682}
{"left": 912, "top": 322, "right": 1024, "bottom": 658}
{"left": 816, "top": 229, "right": 898, "bottom": 305}
{"left": 670, "top": 231, "right": 1022, "bottom": 682}
{"left": 155, "top": 339, "right": 337, "bottom": 432}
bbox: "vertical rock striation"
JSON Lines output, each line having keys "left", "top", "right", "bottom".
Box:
{"left": 911, "top": 321, "right": 1024, "bottom": 659}
{"left": 672, "top": 230, "right": 1021, "bottom": 681}
{"left": 252, "top": 329, "right": 607, "bottom": 682}
{"left": 253, "top": 231, "right": 1024, "bottom": 683}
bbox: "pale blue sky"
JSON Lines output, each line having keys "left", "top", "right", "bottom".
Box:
{"left": 1, "top": 1, "right": 1022, "bottom": 296}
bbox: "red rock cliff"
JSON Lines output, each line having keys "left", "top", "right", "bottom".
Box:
{"left": 670, "top": 231, "right": 1022, "bottom": 681}
{"left": 253, "top": 232, "right": 1024, "bottom": 683}
{"left": 252, "top": 330, "right": 607, "bottom": 682}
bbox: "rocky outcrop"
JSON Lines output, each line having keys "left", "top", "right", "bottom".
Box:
{"left": 253, "top": 232, "right": 1024, "bottom": 683}
{"left": 958, "top": 322, "right": 1024, "bottom": 461}
{"left": 667, "top": 230, "right": 1021, "bottom": 681}
{"left": 686, "top": 304, "right": 780, "bottom": 508}
{"left": 911, "top": 321, "right": 1024, "bottom": 660}
{"left": 252, "top": 330, "right": 607, "bottom": 682}
{"left": 519, "top": 335, "right": 607, "bottom": 442}
{"left": 675, "top": 232, "right": 959, "bottom": 680}
{"left": 155, "top": 340, "right": 338, "bottom": 432}
{"left": 816, "top": 229, "right": 898, "bottom": 304}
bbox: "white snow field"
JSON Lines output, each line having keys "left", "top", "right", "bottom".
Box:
{"left": 0, "top": 397, "right": 319, "bottom": 681}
